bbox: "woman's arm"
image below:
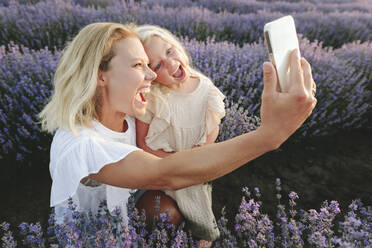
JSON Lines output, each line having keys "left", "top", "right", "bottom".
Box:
{"left": 89, "top": 125, "right": 275, "bottom": 191}
{"left": 136, "top": 119, "right": 174, "bottom": 158}
{"left": 89, "top": 51, "right": 317, "bottom": 192}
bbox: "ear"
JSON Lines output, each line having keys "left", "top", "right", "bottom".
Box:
{"left": 97, "top": 69, "right": 107, "bottom": 87}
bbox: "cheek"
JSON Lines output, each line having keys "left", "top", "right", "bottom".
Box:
{"left": 174, "top": 50, "right": 186, "bottom": 64}
{"left": 109, "top": 78, "right": 127, "bottom": 97}
{"left": 156, "top": 70, "right": 169, "bottom": 82}
{"left": 180, "top": 55, "right": 188, "bottom": 66}
{"left": 107, "top": 73, "right": 133, "bottom": 105}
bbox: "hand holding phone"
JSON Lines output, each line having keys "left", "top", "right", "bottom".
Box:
{"left": 264, "top": 15, "right": 300, "bottom": 92}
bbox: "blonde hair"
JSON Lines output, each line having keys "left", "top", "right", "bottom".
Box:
{"left": 39, "top": 22, "right": 138, "bottom": 135}
{"left": 135, "top": 25, "right": 207, "bottom": 87}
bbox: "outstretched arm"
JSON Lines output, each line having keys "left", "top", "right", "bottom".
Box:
{"left": 89, "top": 50, "right": 317, "bottom": 192}
{"left": 89, "top": 125, "right": 275, "bottom": 190}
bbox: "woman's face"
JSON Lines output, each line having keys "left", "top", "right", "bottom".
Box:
{"left": 98, "top": 37, "right": 157, "bottom": 118}
{"left": 143, "top": 36, "right": 189, "bottom": 89}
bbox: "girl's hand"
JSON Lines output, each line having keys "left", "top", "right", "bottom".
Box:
{"left": 259, "top": 49, "right": 317, "bottom": 148}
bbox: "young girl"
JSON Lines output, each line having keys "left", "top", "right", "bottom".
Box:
{"left": 135, "top": 25, "right": 225, "bottom": 244}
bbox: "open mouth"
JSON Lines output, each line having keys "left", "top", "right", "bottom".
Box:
{"left": 135, "top": 87, "right": 150, "bottom": 104}
{"left": 172, "top": 65, "right": 186, "bottom": 80}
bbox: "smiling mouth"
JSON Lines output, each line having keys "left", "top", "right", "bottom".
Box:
{"left": 172, "top": 65, "right": 185, "bottom": 80}
{"left": 136, "top": 87, "right": 150, "bottom": 103}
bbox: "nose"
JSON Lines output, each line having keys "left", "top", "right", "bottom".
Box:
{"left": 165, "top": 57, "right": 179, "bottom": 72}
{"left": 145, "top": 66, "right": 157, "bottom": 81}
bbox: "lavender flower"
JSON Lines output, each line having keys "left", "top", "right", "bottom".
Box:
{"left": 142, "top": 0, "right": 372, "bottom": 16}
{"left": 304, "top": 200, "right": 341, "bottom": 247}
{"left": 0, "top": 222, "right": 17, "bottom": 248}
{"left": 1, "top": 32, "right": 371, "bottom": 164}
{"left": 1, "top": 180, "right": 372, "bottom": 247}
{"left": 0, "top": 0, "right": 371, "bottom": 50}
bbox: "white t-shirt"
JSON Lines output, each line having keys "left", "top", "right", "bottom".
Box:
{"left": 49, "top": 115, "right": 141, "bottom": 225}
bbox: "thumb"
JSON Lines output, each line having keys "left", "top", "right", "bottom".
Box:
{"left": 262, "top": 62, "right": 278, "bottom": 93}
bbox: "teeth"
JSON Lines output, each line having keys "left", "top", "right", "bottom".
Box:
{"left": 137, "top": 88, "right": 150, "bottom": 94}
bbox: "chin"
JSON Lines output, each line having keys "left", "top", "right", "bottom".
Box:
{"left": 133, "top": 108, "right": 146, "bottom": 118}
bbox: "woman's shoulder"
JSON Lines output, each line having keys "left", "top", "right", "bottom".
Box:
{"left": 190, "top": 73, "right": 218, "bottom": 96}
{"left": 51, "top": 120, "right": 140, "bottom": 160}
{"left": 51, "top": 123, "right": 99, "bottom": 147}
{"left": 188, "top": 74, "right": 216, "bottom": 99}
{"left": 50, "top": 120, "right": 129, "bottom": 160}
{"left": 194, "top": 73, "right": 225, "bottom": 98}
{"left": 50, "top": 124, "right": 96, "bottom": 162}
{"left": 49, "top": 121, "right": 141, "bottom": 207}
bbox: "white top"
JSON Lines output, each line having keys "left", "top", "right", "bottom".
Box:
{"left": 49, "top": 115, "right": 141, "bottom": 225}
{"left": 137, "top": 75, "right": 226, "bottom": 152}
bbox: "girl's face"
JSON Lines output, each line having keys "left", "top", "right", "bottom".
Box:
{"left": 98, "top": 37, "right": 157, "bottom": 118}
{"left": 143, "top": 36, "right": 189, "bottom": 89}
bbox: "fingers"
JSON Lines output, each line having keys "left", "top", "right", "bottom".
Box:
{"left": 301, "top": 58, "right": 316, "bottom": 95}
{"left": 289, "top": 49, "right": 305, "bottom": 92}
{"left": 262, "top": 61, "right": 278, "bottom": 95}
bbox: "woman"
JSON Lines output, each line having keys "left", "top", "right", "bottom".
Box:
{"left": 39, "top": 22, "right": 317, "bottom": 229}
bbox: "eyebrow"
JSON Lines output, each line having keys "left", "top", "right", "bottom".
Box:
{"left": 131, "top": 58, "right": 149, "bottom": 64}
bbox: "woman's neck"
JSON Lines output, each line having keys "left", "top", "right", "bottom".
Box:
{"left": 98, "top": 108, "right": 128, "bottom": 133}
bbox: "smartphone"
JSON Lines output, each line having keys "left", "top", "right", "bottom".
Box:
{"left": 264, "top": 15, "right": 300, "bottom": 92}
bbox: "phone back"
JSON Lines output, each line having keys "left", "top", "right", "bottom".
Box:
{"left": 264, "top": 15, "right": 300, "bottom": 92}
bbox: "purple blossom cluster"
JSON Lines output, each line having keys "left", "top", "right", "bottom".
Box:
{"left": 233, "top": 188, "right": 275, "bottom": 247}
{"left": 142, "top": 0, "right": 372, "bottom": 15}
{"left": 0, "top": 0, "right": 112, "bottom": 7}
{"left": 138, "top": 4, "right": 372, "bottom": 48}
{"left": 1, "top": 180, "right": 371, "bottom": 247}
{"left": 185, "top": 36, "right": 371, "bottom": 138}
{"left": 0, "top": 0, "right": 113, "bottom": 50}
{"left": 295, "top": 37, "right": 371, "bottom": 136}
{"left": 334, "top": 41, "right": 372, "bottom": 93}
{"left": 1, "top": 36, "right": 371, "bottom": 163}
{"left": 304, "top": 200, "right": 341, "bottom": 247}
{"left": 217, "top": 99, "right": 261, "bottom": 143}
{"left": 0, "top": 0, "right": 39, "bottom": 7}
{"left": 0, "top": 0, "right": 371, "bottom": 50}
{"left": 0, "top": 44, "right": 59, "bottom": 163}
{"left": 0, "top": 193, "right": 198, "bottom": 247}
{"left": 333, "top": 199, "right": 372, "bottom": 247}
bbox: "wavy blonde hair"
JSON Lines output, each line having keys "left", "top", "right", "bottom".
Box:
{"left": 135, "top": 25, "right": 208, "bottom": 91}
{"left": 39, "top": 22, "right": 138, "bottom": 135}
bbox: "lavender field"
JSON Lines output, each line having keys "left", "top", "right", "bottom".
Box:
{"left": 0, "top": 0, "right": 372, "bottom": 247}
